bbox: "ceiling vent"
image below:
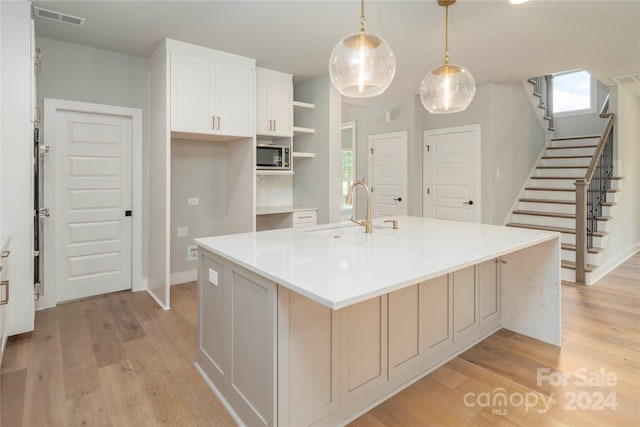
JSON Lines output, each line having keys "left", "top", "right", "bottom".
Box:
{"left": 611, "top": 73, "right": 640, "bottom": 85}
{"left": 33, "top": 7, "right": 86, "bottom": 27}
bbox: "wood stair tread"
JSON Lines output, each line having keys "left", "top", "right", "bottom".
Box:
{"left": 531, "top": 176, "right": 584, "bottom": 180}
{"left": 512, "top": 210, "right": 613, "bottom": 222}
{"left": 551, "top": 135, "right": 601, "bottom": 141}
{"left": 513, "top": 210, "right": 574, "bottom": 218}
{"left": 519, "top": 198, "right": 575, "bottom": 204}
{"left": 546, "top": 145, "right": 597, "bottom": 150}
{"left": 525, "top": 187, "right": 619, "bottom": 193}
{"left": 561, "top": 244, "right": 604, "bottom": 254}
{"left": 506, "top": 223, "right": 608, "bottom": 237}
{"left": 541, "top": 155, "right": 592, "bottom": 159}
{"left": 536, "top": 166, "right": 588, "bottom": 169}
{"left": 562, "top": 261, "right": 598, "bottom": 272}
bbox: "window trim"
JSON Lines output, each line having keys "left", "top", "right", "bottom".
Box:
{"left": 552, "top": 70, "right": 597, "bottom": 118}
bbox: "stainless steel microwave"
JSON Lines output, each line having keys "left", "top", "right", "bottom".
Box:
{"left": 257, "top": 144, "right": 291, "bottom": 170}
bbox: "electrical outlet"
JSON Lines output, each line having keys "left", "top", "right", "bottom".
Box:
{"left": 187, "top": 245, "right": 198, "bottom": 261}
{"left": 188, "top": 197, "right": 199, "bottom": 205}
{"left": 177, "top": 226, "right": 188, "bottom": 237}
{"left": 208, "top": 268, "right": 218, "bottom": 286}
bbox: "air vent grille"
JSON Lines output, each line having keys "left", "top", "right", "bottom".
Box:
{"left": 611, "top": 73, "right": 640, "bottom": 85}
{"left": 33, "top": 7, "right": 85, "bottom": 27}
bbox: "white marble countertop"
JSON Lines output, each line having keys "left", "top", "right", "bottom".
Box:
{"left": 195, "top": 216, "right": 559, "bottom": 310}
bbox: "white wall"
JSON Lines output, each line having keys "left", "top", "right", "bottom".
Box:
{"left": 35, "top": 37, "right": 150, "bottom": 281}
{"left": 595, "top": 86, "right": 640, "bottom": 278}
{"left": 342, "top": 95, "right": 423, "bottom": 217}
{"left": 293, "top": 76, "right": 342, "bottom": 224}
{"left": 170, "top": 139, "right": 228, "bottom": 280}
{"left": 423, "top": 82, "right": 545, "bottom": 224}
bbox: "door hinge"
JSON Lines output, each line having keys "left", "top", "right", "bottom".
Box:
{"left": 125, "top": 210, "right": 132, "bottom": 217}
{"left": 425, "top": 145, "right": 430, "bottom": 152}
{"left": 427, "top": 188, "right": 430, "bottom": 195}
{"left": 369, "top": 148, "right": 374, "bottom": 155}
{"left": 371, "top": 186, "right": 374, "bottom": 193}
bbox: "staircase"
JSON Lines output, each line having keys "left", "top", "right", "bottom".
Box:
{"left": 508, "top": 77, "right": 620, "bottom": 284}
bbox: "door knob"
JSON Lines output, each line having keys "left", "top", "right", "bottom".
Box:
{"left": 393, "top": 197, "right": 402, "bottom": 202}
{"left": 463, "top": 200, "right": 474, "bottom": 205}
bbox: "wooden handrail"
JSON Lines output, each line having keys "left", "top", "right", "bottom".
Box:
{"left": 599, "top": 93, "right": 610, "bottom": 117}
{"left": 574, "top": 112, "right": 615, "bottom": 283}
{"left": 583, "top": 114, "right": 615, "bottom": 185}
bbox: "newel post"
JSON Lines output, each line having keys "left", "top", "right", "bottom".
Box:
{"left": 574, "top": 179, "right": 588, "bottom": 284}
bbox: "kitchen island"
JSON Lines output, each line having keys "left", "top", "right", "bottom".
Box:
{"left": 194, "top": 216, "right": 561, "bottom": 427}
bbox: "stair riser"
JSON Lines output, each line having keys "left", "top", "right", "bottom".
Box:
{"left": 529, "top": 179, "right": 576, "bottom": 189}
{"left": 536, "top": 168, "right": 587, "bottom": 177}
{"left": 516, "top": 203, "right": 613, "bottom": 217}
{"left": 540, "top": 157, "right": 591, "bottom": 167}
{"left": 561, "top": 233, "right": 607, "bottom": 247}
{"left": 550, "top": 138, "right": 601, "bottom": 148}
{"left": 546, "top": 147, "right": 596, "bottom": 156}
{"left": 524, "top": 190, "right": 576, "bottom": 200}
{"left": 562, "top": 250, "right": 603, "bottom": 265}
{"left": 512, "top": 214, "right": 576, "bottom": 229}
{"left": 519, "top": 202, "right": 576, "bottom": 214}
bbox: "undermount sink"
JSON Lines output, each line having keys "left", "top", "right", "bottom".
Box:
{"left": 305, "top": 223, "right": 389, "bottom": 237}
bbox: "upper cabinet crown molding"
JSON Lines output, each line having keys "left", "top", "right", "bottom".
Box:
{"left": 168, "top": 39, "right": 256, "bottom": 139}
{"left": 256, "top": 67, "right": 293, "bottom": 138}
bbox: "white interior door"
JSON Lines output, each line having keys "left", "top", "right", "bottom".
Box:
{"left": 54, "top": 110, "right": 132, "bottom": 302}
{"left": 423, "top": 125, "right": 481, "bottom": 223}
{"left": 368, "top": 131, "right": 408, "bottom": 218}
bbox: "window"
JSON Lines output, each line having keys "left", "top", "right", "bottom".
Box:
{"left": 341, "top": 122, "right": 356, "bottom": 218}
{"left": 552, "top": 70, "right": 596, "bottom": 116}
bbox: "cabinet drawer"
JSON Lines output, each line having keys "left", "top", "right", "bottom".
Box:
{"left": 292, "top": 211, "right": 317, "bottom": 227}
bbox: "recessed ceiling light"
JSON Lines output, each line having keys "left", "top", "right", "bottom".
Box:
{"left": 510, "top": 0, "right": 530, "bottom": 4}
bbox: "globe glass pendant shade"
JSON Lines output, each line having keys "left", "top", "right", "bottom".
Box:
{"left": 420, "top": 63, "right": 476, "bottom": 114}
{"left": 329, "top": 32, "right": 396, "bottom": 98}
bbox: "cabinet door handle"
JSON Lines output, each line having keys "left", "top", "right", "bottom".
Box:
{"left": 463, "top": 200, "right": 474, "bottom": 205}
{"left": 297, "top": 215, "right": 312, "bottom": 219}
{"left": 1, "top": 251, "right": 10, "bottom": 258}
{"left": 0, "top": 280, "right": 8, "bottom": 305}
{"left": 273, "top": 120, "right": 276, "bottom": 132}
{"left": 212, "top": 116, "right": 216, "bottom": 130}
{"left": 217, "top": 116, "right": 221, "bottom": 130}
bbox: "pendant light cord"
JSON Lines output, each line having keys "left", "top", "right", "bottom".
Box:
{"left": 360, "top": 0, "right": 365, "bottom": 33}
{"left": 444, "top": 3, "right": 450, "bottom": 65}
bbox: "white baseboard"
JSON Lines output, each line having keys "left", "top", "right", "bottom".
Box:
{"left": 171, "top": 269, "right": 197, "bottom": 285}
{"left": 590, "top": 243, "right": 640, "bottom": 285}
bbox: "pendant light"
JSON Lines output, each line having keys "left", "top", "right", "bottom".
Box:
{"left": 420, "top": 0, "right": 475, "bottom": 114}
{"left": 329, "top": 0, "right": 396, "bottom": 98}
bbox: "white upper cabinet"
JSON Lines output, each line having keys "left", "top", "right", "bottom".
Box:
{"left": 170, "top": 43, "right": 255, "bottom": 138}
{"left": 256, "top": 67, "right": 293, "bottom": 137}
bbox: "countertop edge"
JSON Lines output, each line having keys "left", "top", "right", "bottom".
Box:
{"left": 195, "top": 229, "right": 560, "bottom": 311}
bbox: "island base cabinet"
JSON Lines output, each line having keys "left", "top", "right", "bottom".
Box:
{"left": 196, "top": 248, "right": 502, "bottom": 427}
{"left": 196, "top": 251, "right": 276, "bottom": 427}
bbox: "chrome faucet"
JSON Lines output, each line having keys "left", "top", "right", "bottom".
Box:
{"left": 345, "top": 180, "right": 373, "bottom": 233}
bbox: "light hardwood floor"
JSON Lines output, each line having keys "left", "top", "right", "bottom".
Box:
{"left": 2, "top": 253, "right": 638, "bottom": 426}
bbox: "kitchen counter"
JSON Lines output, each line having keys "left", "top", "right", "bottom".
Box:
{"left": 194, "top": 216, "right": 561, "bottom": 426}
{"left": 196, "top": 215, "right": 558, "bottom": 309}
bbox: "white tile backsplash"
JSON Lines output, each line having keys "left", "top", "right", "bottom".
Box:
{"left": 256, "top": 175, "right": 293, "bottom": 208}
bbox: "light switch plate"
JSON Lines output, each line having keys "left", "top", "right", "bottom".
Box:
{"left": 208, "top": 268, "right": 218, "bottom": 286}
{"left": 177, "top": 226, "right": 188, "bottom": 237}
{"left": 188, "top": 197, "right": 199, "bottom": 205}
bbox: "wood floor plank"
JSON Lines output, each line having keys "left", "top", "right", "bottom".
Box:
{"left": 104, "top": 292, "right": 147, "bottom": 342}
{"left": 1, "top": 253, "right": 637, "bottom": 426}
{"left": 84, "top": 297, "right": 127, "bottom": 368}
{"left": 0, "top": 368, "right": 27, "bottom": 427}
